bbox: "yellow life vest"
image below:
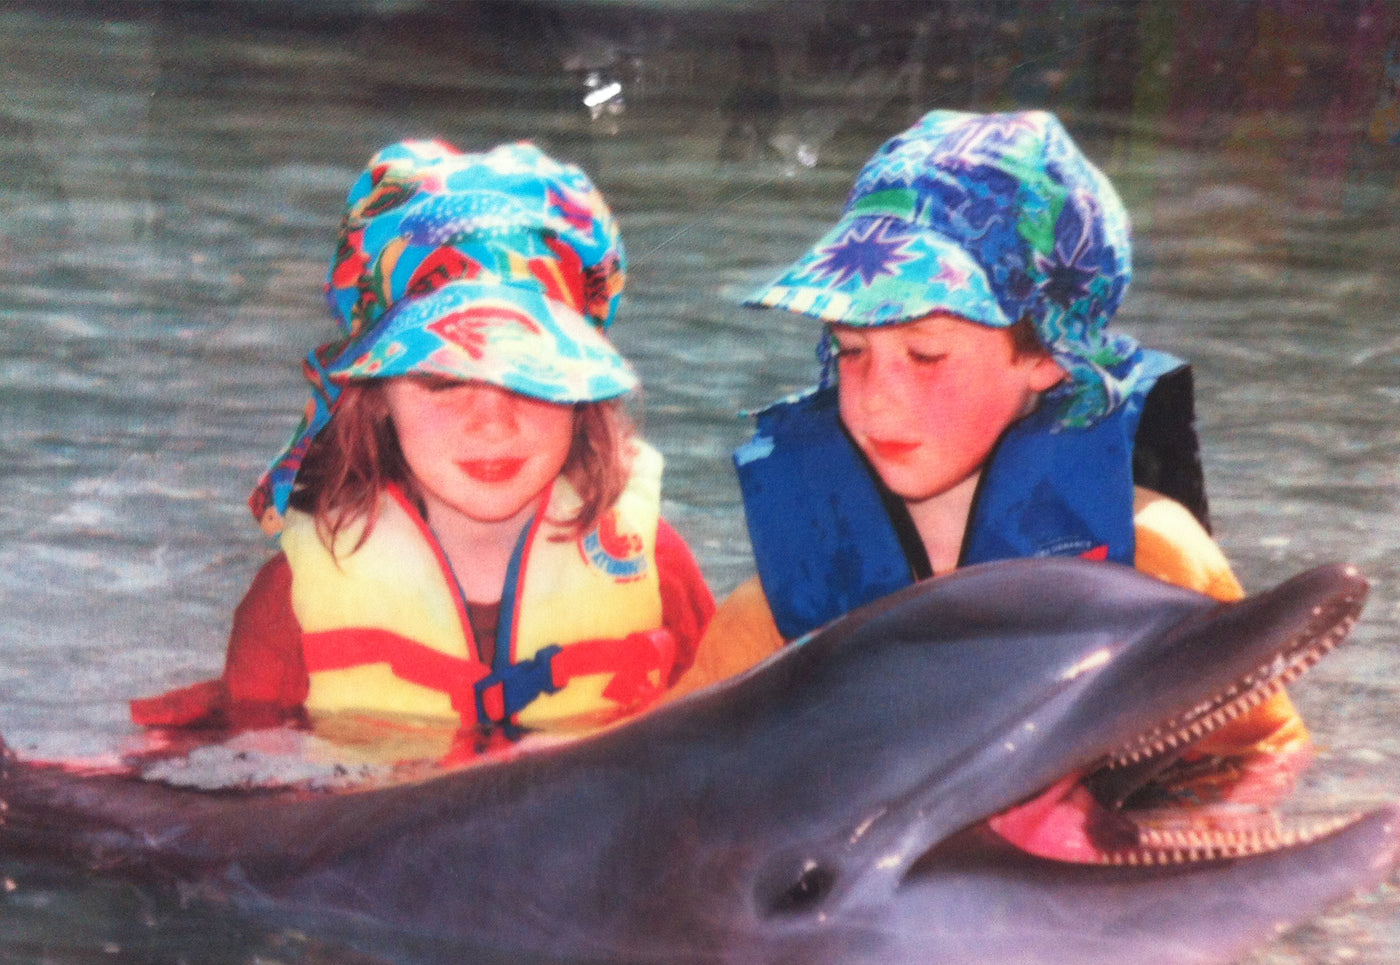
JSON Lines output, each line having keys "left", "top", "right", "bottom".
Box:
{"left": 281, "top": 443, "right": 667, "bottom": 732}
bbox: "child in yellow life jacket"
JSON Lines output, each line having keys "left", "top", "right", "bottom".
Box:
{"left": 677, "top": 110, "right": 1307, "bottom": 811}
{"left": 131, "top": 139, "right": 714, "bottom": 737}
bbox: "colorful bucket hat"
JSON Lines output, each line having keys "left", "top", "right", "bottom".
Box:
{"left": 251, "top": 139, "right": 635, "bottom": 532}
{"left": 745, "top": 110, "right": 1138, "bottom": 429}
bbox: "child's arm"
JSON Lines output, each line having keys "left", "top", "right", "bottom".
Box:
{"left": 654, "top": 519, "right": 717, "bottom": 685}
{"left": 219, "top": 554, "right": 310, "bottom": 711}
{"left": 129, "top": 555, "right": 309, "bottom": 728}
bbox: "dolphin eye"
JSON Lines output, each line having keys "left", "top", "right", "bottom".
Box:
{"left": 760, "top": 858, "right": 837, "bottom": 916}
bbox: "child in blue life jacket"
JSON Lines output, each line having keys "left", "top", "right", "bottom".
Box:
{"left": 675, "top": 110, "right": 1308, "bottom": 813}
{"left": 131, "top": 139, "right": 714, "bottom": 738}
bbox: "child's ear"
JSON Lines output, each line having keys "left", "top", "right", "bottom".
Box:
{"left": 1027, "top": 354, "right": 1068, "bottom": 393}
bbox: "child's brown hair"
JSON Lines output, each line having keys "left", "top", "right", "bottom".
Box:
{"left": 289, "top": 380, "right": 635, "bottom": 553}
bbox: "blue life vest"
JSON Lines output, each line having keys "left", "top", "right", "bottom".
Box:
{"left": 734, "top": 348, "right": 1197, "bottom": 640}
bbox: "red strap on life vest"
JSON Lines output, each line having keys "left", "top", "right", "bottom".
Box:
{"left": 304, "top": 627, "right": 676, "bottom": 727}
{"left": 547, "top": 628, "right": 677, "bottom": 707}
{"left": 302, "top": 628, "right": 496, "bottom": 719}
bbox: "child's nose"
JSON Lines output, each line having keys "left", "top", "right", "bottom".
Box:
{"left": 458, "top": 384, "right": 519, "bottom": 435}
{"left": 856, "top": 349, "right": 905, "bottom": 414}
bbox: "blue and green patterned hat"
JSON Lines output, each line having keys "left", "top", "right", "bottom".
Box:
{"left": 745, "top": 110, "right": 1137, "bottom": 429}
{"left": 251, "top": 139, "right": 635, "bottom": 532}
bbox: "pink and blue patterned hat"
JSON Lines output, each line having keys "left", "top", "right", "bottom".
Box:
{"left": 251, "top": 139, "right": 635, "bottom": 531}
{"left": 745, "top": 110, "right": 1138, "bottom": 429}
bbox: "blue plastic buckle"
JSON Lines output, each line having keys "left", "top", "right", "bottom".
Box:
{"left": 473, "top": 644, "right": 562, "bottom": 726}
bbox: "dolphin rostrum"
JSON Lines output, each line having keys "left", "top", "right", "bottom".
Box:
{"left": 0, "top": 558, "right": 1395, "bottom": 964}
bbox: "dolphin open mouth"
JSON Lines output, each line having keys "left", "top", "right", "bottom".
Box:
{"left": 987, "top": 566, "right": 1367, "bottom": 868}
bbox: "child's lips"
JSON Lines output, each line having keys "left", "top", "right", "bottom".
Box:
{"left": 459, "top": 458, "right": 526, "bottom": 483}
{"left": 868, "top": 438, "right": 920, "bottom": 461}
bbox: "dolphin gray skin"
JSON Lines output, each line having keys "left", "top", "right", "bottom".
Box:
{"left": 0, "top": 558, "right": 1396, "bottom": 964}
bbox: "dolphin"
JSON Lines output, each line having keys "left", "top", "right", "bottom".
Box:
{"left": 0, "top": 558, "right": 1395, "bottom": 964}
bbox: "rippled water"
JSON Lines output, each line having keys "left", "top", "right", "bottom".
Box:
{"left": 0, "top": 2, "right": 1398, "bottom": 962}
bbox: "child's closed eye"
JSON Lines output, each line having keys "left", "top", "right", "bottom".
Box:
{"left": 907, "top": 349, "right": 947, "bottom": 365}
{"left": 408, "top": 373, "right": 469, "bottom": 393}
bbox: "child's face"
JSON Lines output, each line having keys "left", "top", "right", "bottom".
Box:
{"left": 384, "top": 376, "right": 575, "bottom": 527}
{"left": 833, "top": 313, "right": 1065, "bottom": 505}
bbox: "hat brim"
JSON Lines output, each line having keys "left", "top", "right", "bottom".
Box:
{"left": 743, "top": 215, "right": 1012, "bottom": 330}
{"left": 326, "top": 279, "right": 637, "bottom": 404}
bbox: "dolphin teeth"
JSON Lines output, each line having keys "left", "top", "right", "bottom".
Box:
{"left": 1085, "top": 588, "right": 1366, "bottom": 867}
{"left": 1098, "top": 813, "right": 1360, "bottom": 866}
{"left": 1103, "top": 605, "right": 1359, "bottom": 772}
